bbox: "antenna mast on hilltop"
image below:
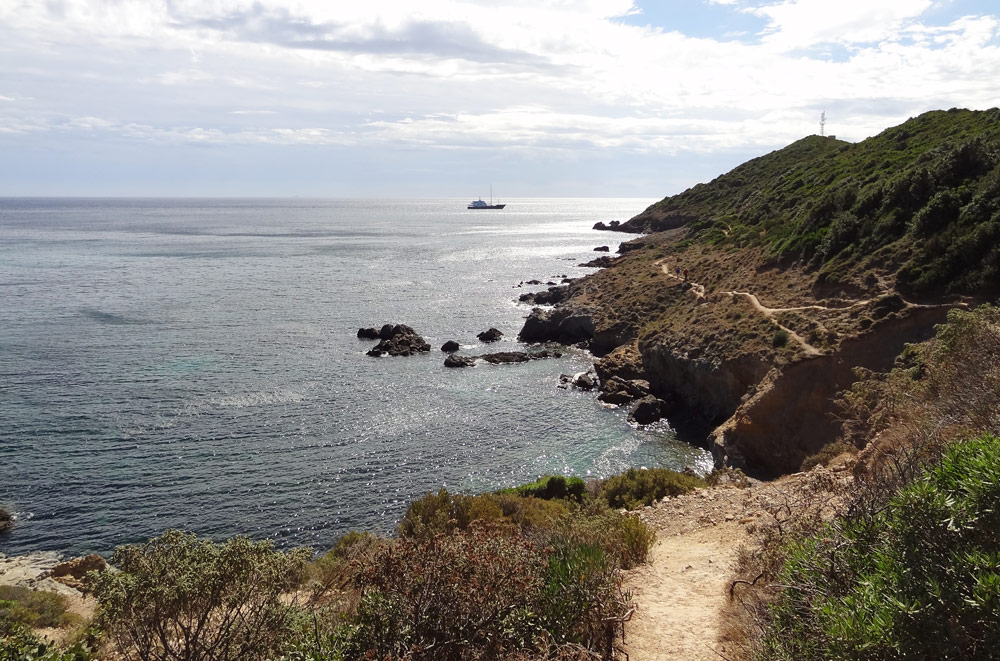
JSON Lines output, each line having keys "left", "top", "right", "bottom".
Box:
{"left": 820, "top": 111, "right": 826, "bottom": 137}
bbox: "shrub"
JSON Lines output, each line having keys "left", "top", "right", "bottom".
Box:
{"left": 398, "top": 489, "right": 570, "bottom": 539}
{"left": 761, "top": 434, "right": 1000, "bottom": 660}
{"left": 771, "top": 329, "right": 789, "bottom": 348}
{"left": 348, "top": 521, "right": 629, "bottom": 660}
{"left": 598, "top": 468, "right": 704, "bottom": 509}
{"left": 0, "top": 586, "right": 73, "bottom": 629}
{"left": 502, "top": 475, "right": 586, "bottom": 503}
{"left": 93, "top": 530, "right": 310, "bottom": 661}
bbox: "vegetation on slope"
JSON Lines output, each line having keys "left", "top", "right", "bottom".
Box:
{"left": 628, "top": 108, "right": 1000, "bottom": 298}
{"left": 3, "top": 468, "right": 701, "bottom": 660}
{"left": 727, "top": 304, "right": 1000, "bottom": 660}
{"left": 762, "top": 433, "right": 1000, "bottom": 660}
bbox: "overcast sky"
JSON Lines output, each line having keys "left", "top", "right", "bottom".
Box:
{"left": 1, "top": 0, "right": 998, "bottom": 197}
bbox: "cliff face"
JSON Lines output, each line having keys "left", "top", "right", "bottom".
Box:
{"left": 519, "top": 109, "right": 999, "bottom": 476}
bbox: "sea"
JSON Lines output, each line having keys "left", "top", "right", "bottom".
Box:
{"left": 0, "top": 198, "right": 712, "bottom": 557}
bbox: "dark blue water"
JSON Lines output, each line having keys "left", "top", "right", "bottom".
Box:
{"left": 0, "top": 198, "right": 711, "bottom": 556}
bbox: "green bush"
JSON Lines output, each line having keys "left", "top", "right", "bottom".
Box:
{"left": 761, "top": 434, "right": 1000, "bottom": 660}
{"left": 771, "top": 329, "right": 789, "bottom": 348}
{"left": 501, "top": 475, "right": 587, "bottom": 502}
{"left": 599, "top": 468, "right": 704, "bottom": 509}
{"left": 93, "top": 530, "right": 310, "bottom": 661}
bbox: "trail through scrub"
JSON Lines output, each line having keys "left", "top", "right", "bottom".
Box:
{"left": 622, "top": 465, "right": 852, "bottom": 661}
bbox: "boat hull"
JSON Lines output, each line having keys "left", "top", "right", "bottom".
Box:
{"left": 467, "top": 204, "right": 506, "bottom": 209}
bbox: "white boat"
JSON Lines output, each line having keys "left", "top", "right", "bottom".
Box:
{"left": 468, "top": 186, "right": 505, "bottom": 209}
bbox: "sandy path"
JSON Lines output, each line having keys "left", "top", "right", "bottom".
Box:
{"left": 625, "top": 521, "right": 741, "bottom": 660}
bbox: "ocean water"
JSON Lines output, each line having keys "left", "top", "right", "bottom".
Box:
{"left": 0, "top": 198, "right": 712, "bottom": 556}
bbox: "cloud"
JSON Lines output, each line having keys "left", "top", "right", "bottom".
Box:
{"left": 747, "top": 0, "right": 935, "bottom": 50}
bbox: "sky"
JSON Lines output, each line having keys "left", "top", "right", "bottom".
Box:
{"left": 1, "top": 0, "right": 998, "bottom": 197}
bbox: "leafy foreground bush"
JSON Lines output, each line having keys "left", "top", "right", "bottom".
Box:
{"left": 298, "top": 522, "right": 631, "bottom": 660}
{"left": 0, "top": 623, "right": 92, "bottom": 661}
{"left": 760, "top": 434, "right": 1000, "bottom": 660}
{"left": 93, "top": 530, "right": 310, "bottom": 661}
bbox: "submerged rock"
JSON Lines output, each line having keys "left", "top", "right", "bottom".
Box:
{"left": 444, "top": 354, "right": 476, "bottom": 368}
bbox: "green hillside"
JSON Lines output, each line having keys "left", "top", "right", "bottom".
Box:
{"left": 626, "top": 108, "right": 1000, "bottom": 298}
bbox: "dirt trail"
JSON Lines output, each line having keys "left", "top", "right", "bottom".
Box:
{"left": 623, "top": 463, "right": 853, "bottom": 660}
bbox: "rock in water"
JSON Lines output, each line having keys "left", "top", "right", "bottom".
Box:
{"left": 593, "top": 245, "right": 610, "bottom": 252}
{"left": 444, "top": 355, "right": 476, "bottom": 368}
{"left": 357, "top": 327, "right": 380, "bottom": 340}
{"left": 441, "top": 340, "right": 461, "bottom": 352}
{"left": 0, "top": 508, "right": 11, "bottom": 533}
{"left": 477, "top": 328, "right": 503, "bottom": 343}
{"left": 629, "top": 395, "right": 668, "bottom": 425}
{"left": 366, "top": 324, "right": 431, "bottom": 357}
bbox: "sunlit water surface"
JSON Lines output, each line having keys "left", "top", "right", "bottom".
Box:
{"left": 0, "top": 198, "right": 711, "bottom": 555}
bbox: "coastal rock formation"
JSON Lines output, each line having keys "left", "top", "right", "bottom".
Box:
{"left": 594, "top": 245, "right": 610, "bottom": 252}
{"left": 0, "top": 508, "right": 11, "bottom": 533}
{"left": 517, "top": 110, "right": 995, "bottom": 476}
{"left": 477, "top": 328, "right": 503, "bottom": 343}
{"left": 519, "top": 305, "right": 597, "bottom": 345}
{"left": 518, "top": 286, "right": 568, "bottom": 306}
{"left": 480, "top": 350, "right": 561, "bottom": 364}
{"left": 357, "top": 327, "right": 380, "bottom": 340}
{"left": 366, "top": 324, "right": 431, "bottom": 357}
{"left": 579, "top": 256, "right": 615, "bottom": 268}
{"left": 592, "top": 220, "right": 624, "bottom": 231}
{"left": 629, "top": 395, "right": 669, "bottom": 425}
{"left": 50, "top": 554, "right": 107, "bottom": 591}
{"left": 445, "top": 350, "right": 562, "bottom": 367}
{"left": 441, "top": 340, "right": 460, "bottom": 352}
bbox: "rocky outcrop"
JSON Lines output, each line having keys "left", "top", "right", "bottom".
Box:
{"left": 0, "top": 508, "right": 11, "bottom": 533}
{"left": 593, "top": 220, "right": 629, "bottom": 231}
{"left": 579, "top": 256, "right": 615, "bottom": 268}
{"left": 480, "top": 350, "right": 561, "bottom": 364}
{"left": 594, "top": 245, "right": 610, "bottom": 252}
{"left": 357, "top": 327, "right": 380, "bottom": 340}
{"left": 477, "top": 328, "right": 503, "bottom": 343}
{"left": 441, "top": 340, "right": 461, "bottom": 352}
{"left": 0, "top": 552, "right": 84, "bottom": 598}
{"left": 366, "top": 324, "right": 431, "bottom": 357}
{"left": 629, "top": 395, "right": 669, "bottom": 425}
{"left": 519, "top": 305, "right": 598, "bottom": 345}
{"left": 712, "top": 305, "right": 953, "bottom": 476}
{"left": 640, "top": 342, "right": 770, "bottom": 426}
{"left": 446, "top": 350, "right": 562, "bottom": 367}
{"left": 518, "top": 286, "right": 569, "bottom": 306}
{"left": 50, "top": 554, "right": 106, "bottom": 591}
